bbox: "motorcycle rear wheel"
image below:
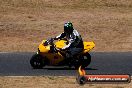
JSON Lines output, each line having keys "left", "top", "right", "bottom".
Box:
{"left": 74, "top": 53, "right": 91, "bottom": 69}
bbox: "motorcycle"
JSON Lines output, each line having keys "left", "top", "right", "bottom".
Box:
{"left": 30, "top": 38, "right": 95, "bottom": 69}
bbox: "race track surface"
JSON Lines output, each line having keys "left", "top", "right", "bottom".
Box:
{"left": 0, "top": 52, "right": 132, "bottom": 76}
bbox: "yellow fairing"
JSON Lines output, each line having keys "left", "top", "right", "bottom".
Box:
{"left": 83, "top": 42, "right": 95, "bottom": 53}
{"left": 39, "top": 40, "right": 50, "bottom": 53}
{"left": 38, "top": 40, "right": 95, "bottom": 65}
{"left": 42, "top": 53, "right": 63, "bottom": 65}
{"left": 55, "top": 40, "right": 67, "bottom": 48}
{"left": 55, "top": 40, "right": 95, "bottom": 53}
{"left": 55, "top": 40, "right": 95, "bottom": 52}
{"left": 38, "top": 40, "right": 65, "bottom": 65}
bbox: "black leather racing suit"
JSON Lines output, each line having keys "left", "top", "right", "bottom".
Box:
{"left": 55, "top": 29, "right": 84, "bottom": 59}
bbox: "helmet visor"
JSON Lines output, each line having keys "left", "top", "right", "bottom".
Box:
{"left": 64, "top": 26, "right": 71, "bottom": 33}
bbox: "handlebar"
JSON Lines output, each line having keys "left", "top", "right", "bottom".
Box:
{"left": 43, "top": 38, "right": 67, "bottom": 53}
{"left": 43, "top": 38, "right": 61, "bottom": 53}
{"left": 43, "top": 38, "right": 54, "bottom": 46}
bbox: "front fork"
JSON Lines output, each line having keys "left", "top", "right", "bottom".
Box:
{"left": 37, "top": 48, "right": 40, "bottom": 54}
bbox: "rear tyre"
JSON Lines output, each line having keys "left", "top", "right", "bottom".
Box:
{"left": 30, "top": 54, "right": 45, "bottom": 69}
{"left": 82, "top": 53, "right": 91, "bottom": 68}
{"left": 74, "top": 53, "right": 91, "bottom": 69}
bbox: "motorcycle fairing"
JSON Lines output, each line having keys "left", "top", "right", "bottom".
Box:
{"left": 38, "top": 39, "right": 95, "bottom": 65}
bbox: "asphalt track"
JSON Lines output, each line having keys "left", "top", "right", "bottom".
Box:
{"left": 0, "top": 52, "right": 132, "bottom": 76}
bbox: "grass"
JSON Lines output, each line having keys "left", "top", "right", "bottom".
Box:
{"left": 0, "top": 0, "right": 132, "bottom": 52}
{"left": 0, "top": 1, "right": 132, "bottom": 88}
{"left": 0, "top": 76, "right": 131, "bottom": 88}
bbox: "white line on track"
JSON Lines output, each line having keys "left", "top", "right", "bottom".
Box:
{"left": 0, "top": 52, "right": 8, "bottom": 53}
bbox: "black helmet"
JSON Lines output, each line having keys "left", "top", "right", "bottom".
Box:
{"left": 64, "top": 22, "right": 73, "bottom": 34}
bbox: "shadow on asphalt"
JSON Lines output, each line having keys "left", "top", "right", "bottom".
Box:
{"left": 41, "top": 67, "right": 98, "bottom": 70}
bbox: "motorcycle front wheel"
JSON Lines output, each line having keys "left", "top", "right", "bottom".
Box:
{"left": 30, "top": 54, "right": 45, "bottom": 69}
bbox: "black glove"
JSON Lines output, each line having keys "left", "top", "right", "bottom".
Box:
{"left": 53, "top": 37, "right": 58, "bottom": 40}
{"left": 56, "top": 48, "right": 64, "bottom": 51}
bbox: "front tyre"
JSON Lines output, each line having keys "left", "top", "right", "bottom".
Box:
{"left": 30, "top": 54, "right": 45, "bottom": 69}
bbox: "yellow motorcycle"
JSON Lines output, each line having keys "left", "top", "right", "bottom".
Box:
{"left": 30, "top": 38, "right": 95, "bottom": 69}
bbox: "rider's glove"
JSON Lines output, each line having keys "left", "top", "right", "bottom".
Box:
{"left": 56, "top": 48, "right": 60, "bottom": 51}
{"left": 60, "top": 48, "right": 66, "bottom": 51}
{"left": 53, "top": 37, "right": 58, "bottom": 40}
{"left": 56, "top": 48, "right": 64, "bottom": 51}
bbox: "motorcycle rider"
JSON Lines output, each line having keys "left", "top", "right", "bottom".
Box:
{"left": 54, "top": 22, "right": 84, "bottom": 63}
